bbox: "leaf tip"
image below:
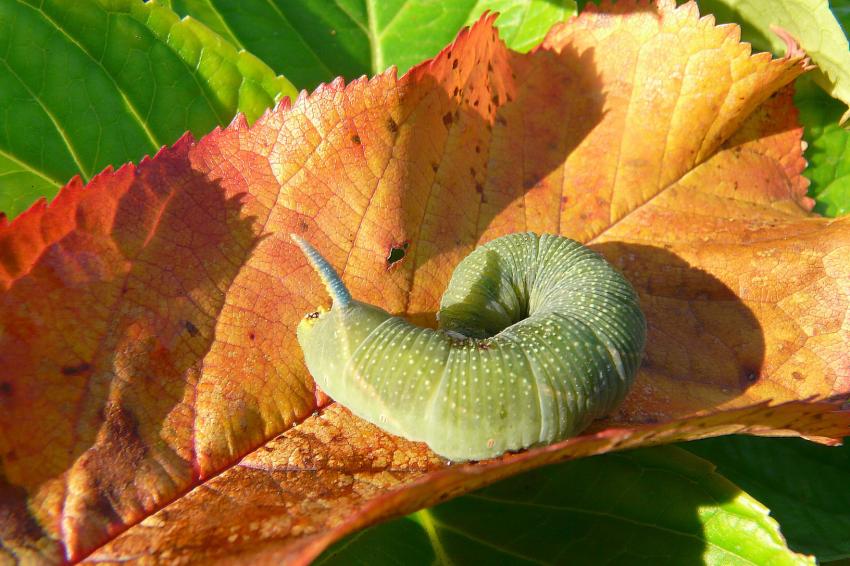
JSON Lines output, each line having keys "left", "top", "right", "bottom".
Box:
{"left": 675, "top": 0, "right": 700, "bottom": 19}
{"left": 475, "top": 9, "right": 500, "bottom": 28}
{"left": 229, "top": 113, "right": 249, "bottom": 130}
{"left": 170, "top": 131, "right": 197, "bottom": 154}
{"left": 770, "top": 25, "right": 812, "bottom": 68}
{"left": 276, "top": 96, "right": 292, "bottom": 113}
{"left": 90, "top": 164, "right": 117, "bottom": 183}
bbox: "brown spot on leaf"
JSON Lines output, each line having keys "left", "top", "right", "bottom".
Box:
{"left": 104, "top": 404, "right": 140, "bottom": 443}
{"left": 351, "top": 134, "right": 361, "bottom": 145}
{"left": 77, "top": 404, "right": 147, "bottom": 530}
{"left": 0, "top": 382, "right": 11, "bottom": 396}
{"left": 61, "top": 362, "right": 92, "bottom": 376}
{"left": 442, "top": 112, "right": 453, "bottom": 127}
{"left": 184, "top": 321, "right": 199, "bottom": 337}
{"left": 387, "top": 117, "right": 399, "bottom": 133}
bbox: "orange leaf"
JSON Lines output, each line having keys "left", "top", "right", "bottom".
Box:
{"left": 1, "top": 1, "right": 848, "bottom": 563}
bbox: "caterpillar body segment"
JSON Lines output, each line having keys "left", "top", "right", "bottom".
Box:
{"left": 294, "top": 233, "right": 646, "bottom": 462}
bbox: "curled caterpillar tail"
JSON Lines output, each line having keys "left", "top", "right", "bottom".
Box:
{"left": 291, "top": 234, "right": 352, "bottom": 307}
{"left": 294, "top": 232, "right": 646, "bottom": 462}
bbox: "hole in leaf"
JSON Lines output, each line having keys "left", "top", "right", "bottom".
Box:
{"left": 387, "top": 242, "right": 409, "bottom": 267}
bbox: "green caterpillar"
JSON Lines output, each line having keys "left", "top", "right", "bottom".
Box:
{"left": 294, "top": 232, "right": 646, "bottom": 462}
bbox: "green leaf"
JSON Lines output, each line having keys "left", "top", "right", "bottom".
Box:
{"left": 317, "top": 446, "right": 813, "bottom": 565}
{"left": 687, "top": 435, "right": 850, "bottom": 562}
{"left": 695, "top": 0, "right": 850, "bottom": 121}
{"left": 461, "top": 0, "right": 578, "bottom": 53}
{"left": 795, "top": 75, "right": 850, "bottom": 216}
{"left": 0, "top": 0, "right": 296, "bottom": 219}
{"left": 164, "top": 0, "right": 577, "bottom": 90}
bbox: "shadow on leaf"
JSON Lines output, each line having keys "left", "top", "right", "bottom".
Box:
{"left": 591, "top": 242, "right": 765, "bottom": 423}
{"left": 0, "top": 147, "right": 261, "bottom": 560}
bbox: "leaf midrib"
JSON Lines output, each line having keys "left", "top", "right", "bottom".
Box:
{"left": 364, "top": 0, "right": 382, "bottom": 76}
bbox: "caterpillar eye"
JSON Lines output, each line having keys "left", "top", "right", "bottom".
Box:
{"left": 293, "top": 232, "right": 646, "bottom": 462}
